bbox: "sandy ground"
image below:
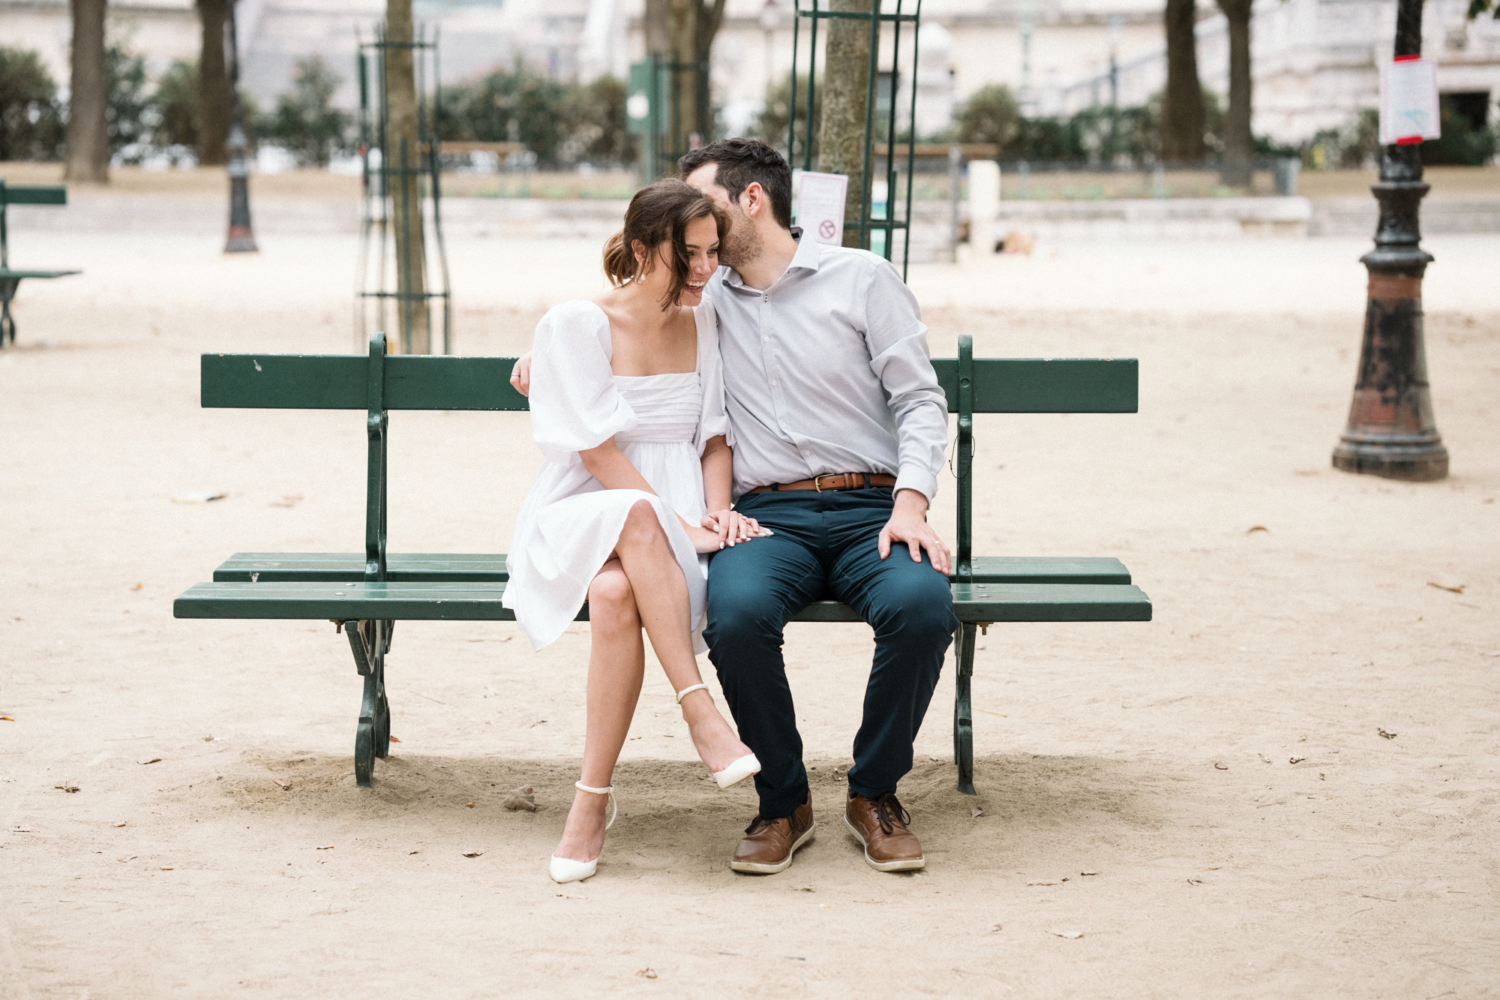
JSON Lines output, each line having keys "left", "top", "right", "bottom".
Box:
{"left": 1, "top": 206, "right": 1498, "bottom": 999}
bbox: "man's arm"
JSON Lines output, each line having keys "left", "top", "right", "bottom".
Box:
{"left": 863, "top": 261, "right": 951, "bottom": 574}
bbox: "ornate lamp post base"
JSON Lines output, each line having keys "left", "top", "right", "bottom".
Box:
{"left": 1331, "top": 0, "right": 1446, "bottom": 482}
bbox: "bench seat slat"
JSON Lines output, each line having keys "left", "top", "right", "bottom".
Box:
{"left": 212, "top": 553, "right": 1133, "bottom": 586}
{"left": 0, "top": 268, "right": 82, "bottom": 280}
{"left": 174, "top": 580, "right": 1150, "bottom": 623}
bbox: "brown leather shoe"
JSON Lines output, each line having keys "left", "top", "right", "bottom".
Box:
{"left": 729, "top": 793, "right": 815, "bottom": 874}
{"left": 844, "top": 791, "right": 925, "bottom": 872}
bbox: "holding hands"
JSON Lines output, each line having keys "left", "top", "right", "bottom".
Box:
{"left": 696, "top": 509, "right": 774, "bottom": 553}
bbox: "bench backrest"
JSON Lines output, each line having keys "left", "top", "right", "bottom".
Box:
{"left": 0, "top": 179, "right": 68, "bottom": 268}
{"left": 201, "top": 333, "right": 1138, "bottom": 584}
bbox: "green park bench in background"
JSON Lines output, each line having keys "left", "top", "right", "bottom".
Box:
{"left": 0, "top": 179, "right": 80, "bottom": 347}
{"left": 174, "top": 334, "right": 1152, "bottom": 793}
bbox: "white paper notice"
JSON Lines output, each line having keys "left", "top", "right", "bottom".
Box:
{"left": 796, "top": 171, "right": 849, "bottom": 246}
{"left": 1379, "top": 57, "right": 1441, "bottom": 145}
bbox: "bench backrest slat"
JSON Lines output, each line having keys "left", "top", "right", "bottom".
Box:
{"left": 203, "top": 353, "right": 1133, "bottom": 414}
{"left": 0, "top": 186, "right": 67, "bottom": 206}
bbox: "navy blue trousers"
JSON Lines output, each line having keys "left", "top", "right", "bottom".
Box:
{"left": 703, "top": 487, "right": 957, "bottom": 819}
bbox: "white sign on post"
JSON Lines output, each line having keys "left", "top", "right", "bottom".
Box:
{"left": 1379, "top": 57, "right": 1441, "bottom": 146}
{"left": 795, "top": 171, "right": 849, "bottom": 246}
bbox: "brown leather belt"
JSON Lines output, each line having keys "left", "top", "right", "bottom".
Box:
{"left": 746, "top": 473, "right": 897, "bottom": 494}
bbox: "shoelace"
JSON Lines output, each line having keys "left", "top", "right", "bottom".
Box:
{"left": 873, "top": 793, "right": 911, "bottom": 836}
{"left": 744, "top": 815, "right": 776, "bottom": 835}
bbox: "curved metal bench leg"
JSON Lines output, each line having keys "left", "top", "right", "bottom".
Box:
{"left": 953, "top": 622, "right": 977, "bottom": 795}
{"left": 346, "top": 619, "right": 390, "bottom": 787}
{"left": 374, "top": 620, "right": 392, "bottom": 759}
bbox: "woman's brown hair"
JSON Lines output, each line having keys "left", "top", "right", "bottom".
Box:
{"left": 602, "top": 179, "right": 726, "bottom": 309}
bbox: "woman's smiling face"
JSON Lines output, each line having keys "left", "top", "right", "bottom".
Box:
{"left": 637, "top": 213, "right": 720, "bottom": 308}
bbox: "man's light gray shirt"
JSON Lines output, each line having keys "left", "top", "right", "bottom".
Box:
{"left": 709, "top": 236, "right": 948, "bottom": 502}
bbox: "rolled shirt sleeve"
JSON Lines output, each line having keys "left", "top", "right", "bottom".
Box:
{"left": 861, "top": 260, "right": 949, "bottom": 502}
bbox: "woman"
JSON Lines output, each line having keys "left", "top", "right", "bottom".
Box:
{"left": 504, "top": 179, "right": 770, "bottom": 884}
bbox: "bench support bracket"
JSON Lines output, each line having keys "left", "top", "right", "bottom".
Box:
{"left": 953, "top": 622, "right": 977, "bottom": 795}
{"left": 345, "top": 618, "right": 392, "bottom": 786}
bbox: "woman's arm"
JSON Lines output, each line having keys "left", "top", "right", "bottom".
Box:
{"left": 580, "top": 438, "right": 723, "bottom": 553}
{"left": 700, "top": 434, "right": 733, "bottom": 512}
{"left": 698, "top": 435, "right": 767, "bottom": 548}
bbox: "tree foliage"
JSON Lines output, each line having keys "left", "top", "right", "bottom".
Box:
{"left": 259, "top": 56, "right": 352, "bottom": 166}
{"left": 152, "top": 60, "right": 199, "bottom": 149}
{"left": 754, "top": 74, "right": 821, "bottom": 165}
{"left": 440, "top": 63, "right": 635, "bottom": 166}
{"left": 952, "top": 85, "right": 1225, "bottom": 164}
{"left": 106, "top": 43, "right": 151, "bottom": 152}
{"left": 0, "top": 46, "right": 64, "bottom": 160}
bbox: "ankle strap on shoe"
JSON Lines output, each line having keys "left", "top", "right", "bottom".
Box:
{"left": 575, "top": 780, "right": 617, "bottom": 830}
{"left": 674, "top": 682, "right": 710, "bottom": 705}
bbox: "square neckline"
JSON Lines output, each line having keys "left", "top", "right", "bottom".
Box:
{"left": 586, "top": 300, "right": 703, "bottom": 379}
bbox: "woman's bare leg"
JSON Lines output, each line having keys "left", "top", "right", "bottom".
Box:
{"left": 613, "top": 500, "right": 752, "bottom": 773}
{"left": 553, "top": 559, "right": 644, "bottom": 863}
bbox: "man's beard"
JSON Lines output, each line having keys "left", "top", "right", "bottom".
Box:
{"left": 716, "top": 204, "right": 761, "bottom": 268}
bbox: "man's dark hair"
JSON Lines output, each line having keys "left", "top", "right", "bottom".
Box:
{"left": 679, "top": 138, "right": 793, "bottom": 230}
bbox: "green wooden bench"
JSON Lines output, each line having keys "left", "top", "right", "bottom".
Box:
{"left": 174, "top": 333, "right": 1151, "bottom": 792}
{"left": 0, "top": 179, "right": 81, "bottom": 347}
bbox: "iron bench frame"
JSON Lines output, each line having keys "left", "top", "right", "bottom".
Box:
{"left": 174, "top": 333, "right": 1151, "bottom": 792}
{"left": 0, "top": 179, "right": 80, "bottom": 347}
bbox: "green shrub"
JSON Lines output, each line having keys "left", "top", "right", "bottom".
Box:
{"left": 0, "top": 46, "right": 63, "bottom": 160}
{"left": 259, "top": 56, "right": 351, "bottom": 166}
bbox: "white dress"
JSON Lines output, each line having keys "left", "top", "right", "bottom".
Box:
{"left": 503, "top": 299, "right": 731, "bottom": 653}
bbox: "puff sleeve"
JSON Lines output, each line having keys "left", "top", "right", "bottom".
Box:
{"left": 529, "top": 301, "right": 638, "bottom": 467}
{"left": 693, "top": 300, "right": 734, "bottom": 453}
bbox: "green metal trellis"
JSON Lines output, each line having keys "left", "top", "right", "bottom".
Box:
{"left": 788, "top": 0, "right": 923, "bottom": 278}
{"left": 355, "top": 25, "right": 453, "bottom": 354}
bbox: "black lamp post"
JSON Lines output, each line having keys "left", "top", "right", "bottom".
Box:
{"left": 223, "top": 0, "right": 258, "bottom": 253}
{"left": 1331, "top": 0, "right": 1446, "bottom": 480}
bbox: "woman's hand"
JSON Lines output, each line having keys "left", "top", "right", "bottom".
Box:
{"left": 701, "top": 509, "right": 774, "bottom": 549}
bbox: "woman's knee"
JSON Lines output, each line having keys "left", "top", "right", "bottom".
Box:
{"left": 618, "top": 499, "right": 665, "bottom": 548}
{"left": 588, "top": 567, "right": 637, "bottom": 624}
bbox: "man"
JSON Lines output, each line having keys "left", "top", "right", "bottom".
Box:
{"left": 514, "top": 138, "right": 955, "bottom": 875}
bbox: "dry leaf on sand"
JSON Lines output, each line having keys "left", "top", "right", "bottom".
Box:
{"left": 1426, "top": 581, "right": 1464, "bottom": 594}
{"left": 273, "top": 779, "right": 290, "bottom": 790}
{"left": 1246, "top": 525, "right": 1269, "bottom": 534}
{"left": 1214, "top": 763, "right": 1229, "bottom": 770}
{"left": 970, "top": 807, "right": 985, "bottom": 819}
{"left": 462, "top": 851, "right": 483, "bottom": 858}
{"left": 1049, "top": 929, "right": 1083, "bottom": 939}
{"left": 55, "top": 782, "right": 79, "bottom": 793}
{"left": 138, "top": 758, "right": 161, "bottom": 765}
{"left": 503, "top": 786, "right": 537, "bottom": 812}
{"left": 635, "top": 968, "right": 658, "bottom": 979}
{"left": 1027, "top": 880, "right": 1059, "bottom": 886}
{"left": 1378, "top": 728, "right": 1398, "bottom": 740}
{"left": 113, "top": 821, "right": 126, "bottom": 828}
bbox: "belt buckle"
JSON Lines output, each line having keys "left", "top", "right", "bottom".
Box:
{"left": 813, "top": 473, "right": 830, "bottom": 493}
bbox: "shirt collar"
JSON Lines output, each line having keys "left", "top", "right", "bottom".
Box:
{"left": 721, "top": 229, "right": 822, "bottom": 290}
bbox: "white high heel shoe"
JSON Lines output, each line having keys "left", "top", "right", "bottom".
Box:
{"left": 675, "top": 683, "right": 762, "bottom": 790}
{"left": 548, "top": 781, "right": 616, "bottom": 884}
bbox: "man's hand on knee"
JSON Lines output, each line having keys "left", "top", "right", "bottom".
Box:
{"left": 878, "top": 489, "right": 951, "bottom": 575}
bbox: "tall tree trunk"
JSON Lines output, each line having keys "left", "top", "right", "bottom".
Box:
{"left": 666, "top": 0, "right": 725, "bottom": 156}
{"left": 65, "top": 0, "right": 109, "bottom": 183}
{"left": 196, "top": 0, "right": 231, "bottom": 166}
{"left": 384, "top": 0, "right": 429, "bottom": 354}
{"left": 645, "top": 0, "right": 669, "bottom": 57}
{"left": 1217, "top": 0, "right": 1253, "bottom": 166}
{"left": 817, "top": 0, "right": 874, "bottom": 248}
{"left": 1161, "top": 0, "right": 1205, "bottom": 162}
